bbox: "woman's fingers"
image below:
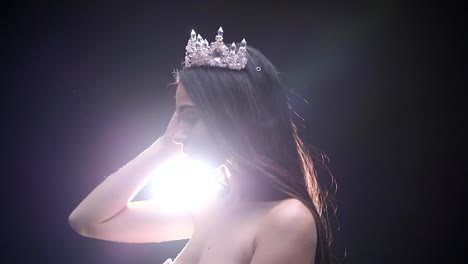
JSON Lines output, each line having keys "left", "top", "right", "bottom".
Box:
{"left": 162, "top": 111, "right": 179, "bottom": 144}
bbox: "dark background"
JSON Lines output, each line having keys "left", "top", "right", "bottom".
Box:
{"left": 6, "top": 1, "right": 464, "bottom": 263}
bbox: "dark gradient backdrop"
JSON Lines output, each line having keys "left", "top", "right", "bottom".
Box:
{"left": 7, "top": 1, "right": 464, "bottom": 264}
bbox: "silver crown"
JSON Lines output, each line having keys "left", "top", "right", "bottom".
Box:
{"left": 184, "top": 27, "right": 248, "bottom": 70}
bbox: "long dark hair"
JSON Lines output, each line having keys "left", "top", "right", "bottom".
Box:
{"left": 176, "top": 45, "right": 336, "bottom": 264}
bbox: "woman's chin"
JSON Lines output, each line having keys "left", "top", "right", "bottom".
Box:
{"left": 184, "top": 149, "right": 216, "bottom": 165}
{"left": 182, "top": 146, "right": 200, "bottom": 159}
{"left": 184, "top": 150, "right": 204, "bottom": 160}
{"left": 182, "top": 144, "right": 225, "bottom": 166}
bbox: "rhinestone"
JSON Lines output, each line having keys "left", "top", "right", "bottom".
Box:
{"left": 213, "top": 47, "right": 223, "bottom": 60}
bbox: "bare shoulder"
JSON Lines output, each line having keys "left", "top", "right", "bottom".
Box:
{"left": 267, "top": 198, "right": 317, "bottom": 229}
{"left": 250, "top": 198, "right": 317, "bottom": 263}
{"left": 257, "top": 198, "right": 317, "bottom": 241}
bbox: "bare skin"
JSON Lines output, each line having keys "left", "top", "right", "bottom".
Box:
{"left": 69, "top": 83, "right": 317, "bottom": 263}
{"left": 174, "top": 195, "right": 316, "bottom": 264}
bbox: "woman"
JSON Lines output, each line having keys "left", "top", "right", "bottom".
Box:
{"left": 69, "top": 27, "right": 334, "bottom": 264}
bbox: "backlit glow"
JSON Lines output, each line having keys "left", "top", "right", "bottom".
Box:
{"left": 151, "top": 156, "right": 223, "bottom": 214}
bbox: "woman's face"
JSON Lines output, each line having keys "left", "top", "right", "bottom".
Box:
{"left": 173, "top": 83, "right": 225, "bottom": 166}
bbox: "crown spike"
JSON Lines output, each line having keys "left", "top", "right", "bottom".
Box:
{"left": 218, "top": 27, "right": 223, "bottom": 37}
{"left": 191, "top": 30, "right": 196, "bottom": 41}
{"left": 230, "top": 42, "right": 236, "bottom": 54}
{"left": 240, "top": 38, "right": 247, "bottom": 49}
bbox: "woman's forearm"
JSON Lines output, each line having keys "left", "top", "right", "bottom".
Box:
{"left": 68, "top": 138, "right": 176, "bottom": 227}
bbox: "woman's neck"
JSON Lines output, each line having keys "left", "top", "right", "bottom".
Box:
{"left": 219, "top": 165, "right": 286, "bottom": 205}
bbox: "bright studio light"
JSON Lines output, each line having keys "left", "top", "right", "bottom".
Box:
{"left": 151, "top": 156, "right": 222, "bottom": 214}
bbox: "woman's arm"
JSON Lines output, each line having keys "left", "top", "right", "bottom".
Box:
{"left": 68, "top": 112, "right": 193, "bottom": 243}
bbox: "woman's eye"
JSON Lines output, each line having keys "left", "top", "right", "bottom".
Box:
{"left": 182, "top": 113, "right": 199, "bottom": 124}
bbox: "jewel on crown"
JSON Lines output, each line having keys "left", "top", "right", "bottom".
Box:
{"left": 184, "top": 27, "right": 248, "bottom": 70}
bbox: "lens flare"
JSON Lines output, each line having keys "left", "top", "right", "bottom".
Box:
{"left": 151, "top": 156, "right": 223, "bottom": 214}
